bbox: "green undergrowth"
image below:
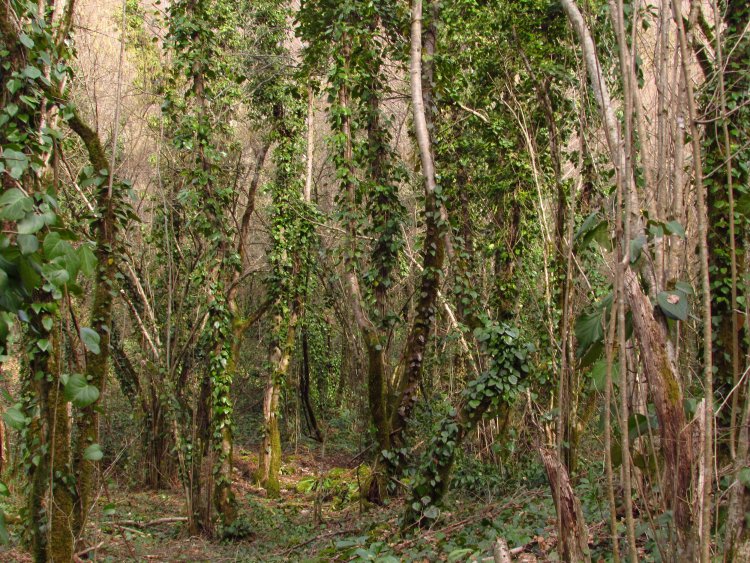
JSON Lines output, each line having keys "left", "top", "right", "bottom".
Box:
{"left": 0, "top": 440, "right": 654, "bottom": 561}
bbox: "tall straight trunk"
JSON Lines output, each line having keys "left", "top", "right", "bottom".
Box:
{"left": 23, "top": 310, "right": 74, "bottom": 562}
{"left": 65, "top": 110, "right": 118, "bottom": 541}
{"left": 672, "top": 1, "right": 713, "bottom": 558}
{"left": 390, "top": 0, "right": 446, "bottom": 448}
{"left": 335, "top": 29, "right": 393, "bottom": 471}
{"left": 209, "top": 324, "right": 237, "bottom": 519}
{"left": 187, "top": 369, "right": 212, "bottom": 536}
{"left": 46, "top": 323, "right": 74, "bottom": 562}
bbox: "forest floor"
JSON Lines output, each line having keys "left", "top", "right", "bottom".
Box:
{"left": 0, "top": 441, "right": 611, "bottom": 561}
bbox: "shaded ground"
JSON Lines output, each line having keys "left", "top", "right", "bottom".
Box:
{"left": 0, "top": 443, "right": 608, "bottom": 561}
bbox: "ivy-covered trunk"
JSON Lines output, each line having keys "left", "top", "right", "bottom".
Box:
{"left": 45, "top": 323, "right": 74, "bottom": 562}
{"left": 208, "top": 292, "right": 238, "bottom": 527}
{"left": 389, "top": 0, "right": 446, "bottom": 450}
{"left": 402, "top": 323, "right": 532, "bottom": 528}
{"left": 257, "top": 310, "right": 298, "bottom": 498}
{"left": 24, "top": 312, "right": 75, "bottom": 563}
{"left": 66, "top": 108, "right": 119, "bottom": 542}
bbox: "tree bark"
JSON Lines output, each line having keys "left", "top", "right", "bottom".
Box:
{"left": 390, "top": 0, "right": 446, "bottom": 449}
{"left": 540, "top": 448, "right": 591, "bottom": 563}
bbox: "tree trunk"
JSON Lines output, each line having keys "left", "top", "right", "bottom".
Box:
{"left": 725, "top": 387, "right": 750, "bottom": 561}
{"left": 623, "top": 268, "right": 695, "bottom": 557}
{"left": 390, "top": 0, "right": 446, "bottom": 449}
{"left": 257, "top": 310, "right": 298, "bottom": 498}
{"left": 300, "top": 329, "right": 323, "bottom": 442}
{"left": 65, "top": 107, "right": 119, "bottom": 542}
{"left": 540, "top": 448, "right": 591, "bottom": 563}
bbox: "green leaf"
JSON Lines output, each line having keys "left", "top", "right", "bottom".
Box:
{"left": 17, "top": 213, "right": 45, "bottom": 234}
{"left": 19, "top": 33, "right": 34, "bottom": 48}
{"left": 664, "top": 220, "right": 686, "bottom": 238}
{"left": 0, "top": 510, "right": 7, "bottom": 545}
{"left": 42, "top": 316, "right": 53, "bottom": 331}
{"left": 78, "top": 244, "right": 97, "bottom": 276}
{"left": 657, "top": 291, "right": 688, "bottom": 321}
{"left": 423, "top": 505, "right": 440, "bottom": 520}
{"left": 3, "top": 406, "right": 25, "bottom": 430}
{"left": 590, "top": 358, "right": 618, "bottom": 392}
{"left": 447, "top": 548, "right": 474, "bottom": 562}
{"left": 2, "top": 149, "right": 29, "bottom": 180}
{"left": 41, "top": 262, "right": 69, "bottom": 286}
{"left": 23, "top": 65, "right": 42, "bottom": 80}
{"left": 83, "top": 443, "right": 103, "bottom": 461}
{"left": 630, "top": 235, "right": 646, "bottom": 263}
{"left": 17, "top": 233, "right": 38, "bottom": 255}
{"left": 675, "top": 281, "right": 694, "bottom": 296}
{"left": 575, "top": 310, "right": 604, "bottom": 351}
{"left": 0, "top": 188, "right": 32, "bottom": 220}
{"left": 43, "top": 232, "right": 72, "bottom": 259}
{"left": 63, "top": 374, "right": 100, "bottom": 407}
{"left": 80, "top": 327, "right": 101, "bottom": 354}
{"left": 739, "top": 467, "right": 750, "bottom": 488}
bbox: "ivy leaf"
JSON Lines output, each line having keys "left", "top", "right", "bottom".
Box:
{"left": 78, "top": 244, "right": 97, "bottom": 276}
{"left": 17, "top": 213, "right": 45, "bottom": 234}
{"left": 23, "top": 65, "right": 42, "bottom": 80}
{"left": 3, "top": 406, "right": 26, "bottom": 430}
{"left": 83, "top": 443, "right": 104, "bottom": 461}
{"left": 19, "top": 33, "right": 34, "bottom": 48}
{"left": 657, "top": 291, "right": 688, "bottom": 321}
{"left": 630, "top": 235, "right": 647, "bottom": 263}
{"left": 17, "top": 234, "right": 38, "bottom": 255}
{"left": 675, "top": 281, "right": 694, "bottom": 296}
{"left": 423, "top": 505, "right": 440, "bottom": 520}
{"left": 43, "top": 232, "right": 72, "bottom": 259}
{"left": 63, "top": 374, "right": 100, "bottom": 407}
{"left": 739, "top": 467, "right": 750, "bottom": 488}
{"left": 2, "top": 150, "right": 29, "bottom": 180}
{"left": 447, "top": 548, "right": 474, "bottom": 562}
{"left": 664, "top": 220, "right": 686, "bottom": 238}
{"left": 0, "top": 510, "right": 7, "bottom": 545}
{"left": 41, "top": 262, "right": 69, "bottom": 287}
{"left": 80, "top": 327, "right": 101, "bottom": 354}
{"left": 0, "top": 188, "right": 33, "bottom": 220}
{"left": 590, "top": 358, "right": 618, "bottom": 392}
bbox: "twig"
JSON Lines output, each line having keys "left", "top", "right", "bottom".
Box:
{"left": 112, "top": 517, "right": 187, "bottom": 529}
{"left": 75, "top": 541, "right": 104, "bottom": 558}
{"left": 279, "top": 527, "right": 357, "bottom": 557}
